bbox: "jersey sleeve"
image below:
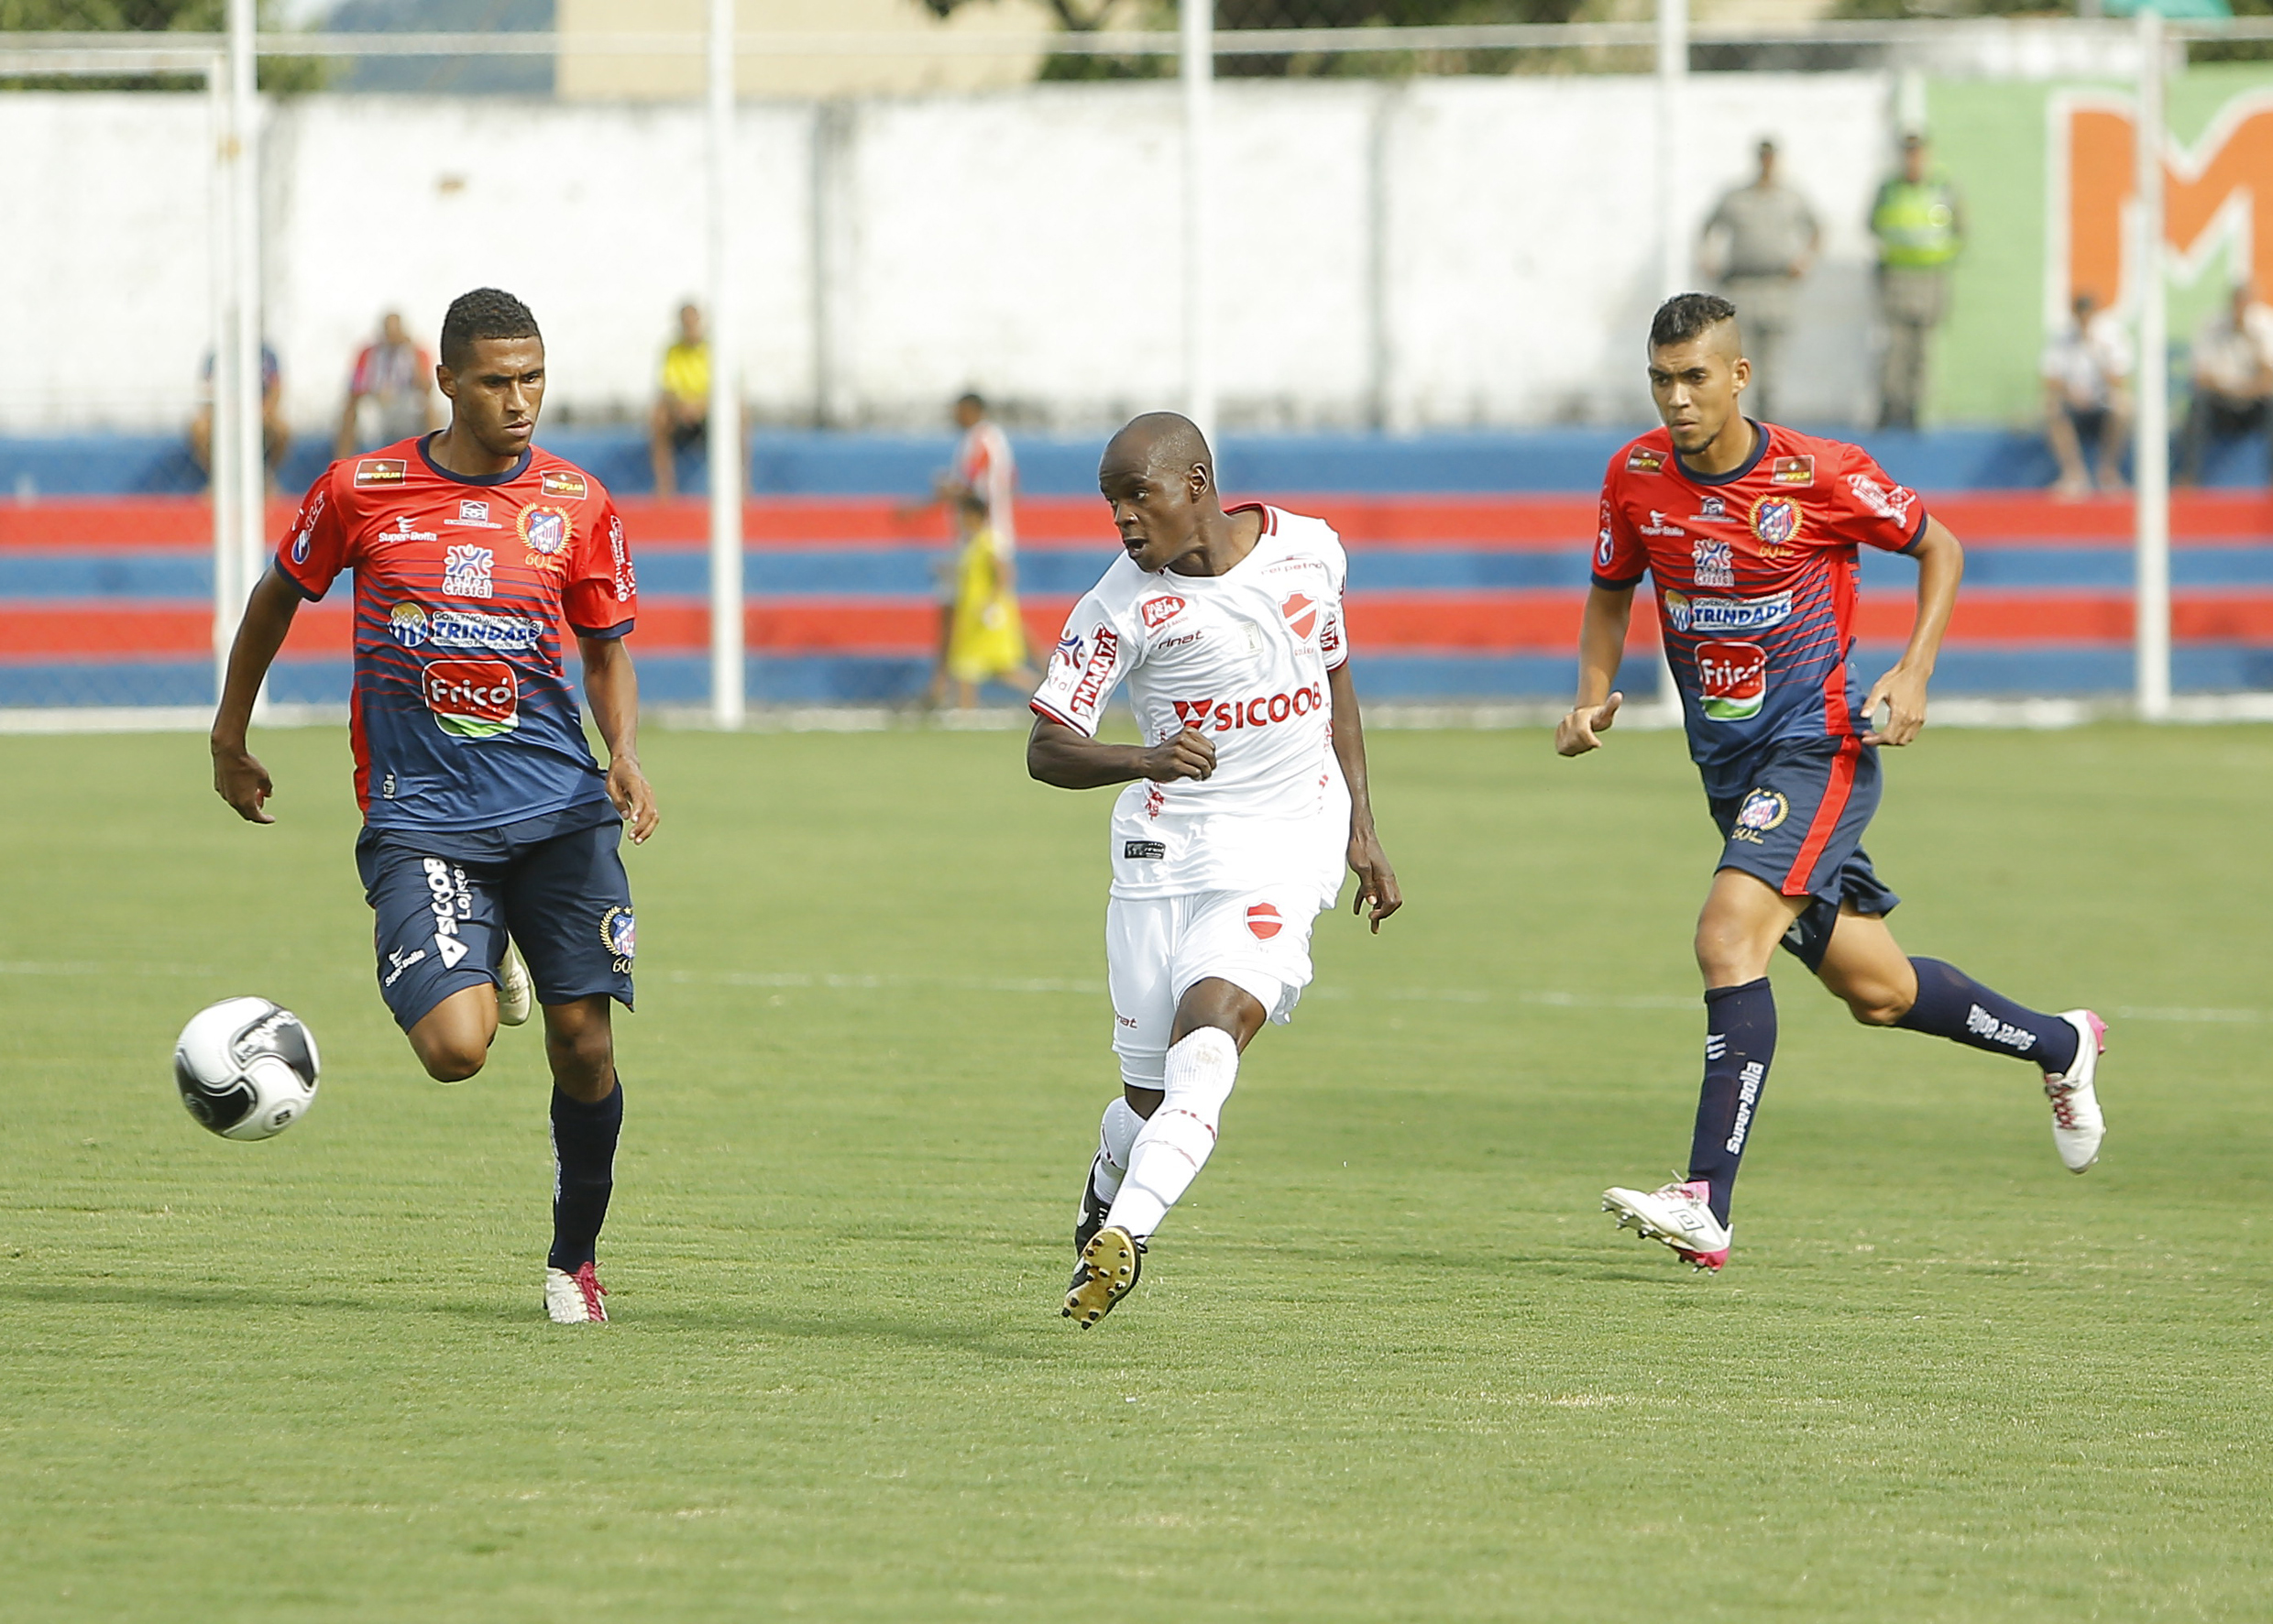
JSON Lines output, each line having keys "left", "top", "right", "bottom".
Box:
{"left": 1828, "top": 444, "right": 1929, "bottom": 554}
{"left": 1317, "top": 524, "right": 1351, "bottom": 671}
{"left": 565, "top": 495, "right": 637, "bottom": 638}
{"left": 1591, "top": 462, "right": 1650, "bottom": 587}
{"left": 1028, "top": 590, "right": 1131, "bottom": 738}
{"left": 274, "top": 466, "right": 353, "bottom": 601}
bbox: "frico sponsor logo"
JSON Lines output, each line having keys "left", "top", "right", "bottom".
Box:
{"left": 388, "top": 602, "right": 430, "bottom": 647}
{"left": 1729, "top": 787, "right": 1790, "bottom": 844}
{"left": 1663, "top": 587, "right": 1791, "bottom": 636}
{"left": 1696, "top": 639, "right": 1768, "bottom": 722}
{"left": 1691, "top": 495, "right": 1732, "bottom": 524}
{"left": 518, "top": 505, "right": 571, "bottom": 570}
{"left": 1640, "top": 509, "right": 1685, "bottom": 537}
{"left": 1172, "top": 684, "right": 1325, "bottom": 734}
{"left": 380, "top": 511, "right": 439, "bottom": 543}
{"left": 541, "top": 469, "right": 588, "bottom": 500}
{"left": 354, "top": 457, "right": 406, "bottom": 488}
{"left": 1068, "top": 625, "right": 1118, "bottom": 717}
{"left": 1723, "top": 1060, "right": 1766, "bottom": 1154}
{"left": 420, "top": 857, "right": 473, "bottom": 969}
{"left": 1280, "top": 592, "right": 1319, "bottom": 640}
{"left": 1626, "top": 446, "right": 1666, "bottom": 474}
{"left": 291, "top": 490, "right": 326, "bottom": 564}
{"left": 429, "top": 609, "right": 544, "bottom": 653}
{"left": 600, "top": 905, "right": 635, "bottom": 972}
{"left": 421, "top": 658, "right": 519, "bottom": 739}
{"left": 1140, "top": 595, "right": 1187, "bottom": 631}
{"left": 608, "top": 514, "right": 635, "bottom": 600}
{"left": 1771, "top": 455, "right": 1817, "bottom": 487}
{"left": 1691, "top": 539, "right": 1736, "bottom": 588}
{"left": 442, "top": 543, "right": 494, "bottom": 599}
{"left": 1245, "top": 903, "right": 1284, "bottom": 941}
{"left": 1966, "top": 1003, "right": 2038, "bottom": 1055}
{"left": 1751, "top": 495, "right": 1802, "bottom": 549}
{"left": 1846, "top": 471, "right": 1916, "bottom": 528}
{"left": 449, "top": 499, "right": 500, "bottom": 529}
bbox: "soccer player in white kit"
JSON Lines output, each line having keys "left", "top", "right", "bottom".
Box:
{"left": 1028, "top": 413, "right": 1400, "bottom": 1328}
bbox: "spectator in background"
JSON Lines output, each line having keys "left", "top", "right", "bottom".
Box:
{"left": 650, "top": 302, "right": 708, "bottom": 499}
{"left": 2179, "top": 283, "right": 2273, "bottom": 487}
{"left": 2041, "top": 290, "right": 2133, "bottom": 499}
{"left": 925, "top": 392, "right": 1033, "bottom": 708}
{"left": 191, "top": 341, "right": 290, "bottom": 494}
{"left": 1699, "top": 139, "right": 1819, "bottom": 422}
{"left": 335, "top": 311, "right": 437, "bottom": 457}
{"left": 1870, "top": 132, "right": 1964, "bottom": 431}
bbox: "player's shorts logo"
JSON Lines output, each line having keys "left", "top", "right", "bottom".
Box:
{"left": 1626, "top": 446, "right": 1666, "bottom": 474}
{"left": 518, "top": 505, "right": 571, "bottom": 569}
{"left": 600, "top": 905, "right": 635, "bottom": 970}
{"left": 1751, "top": 496, "right": 1802, "bottom": 548}
{"left": 542, "top": 470, "right": 588, "bottom": 500}
{"left": 1140, "top": 595, "right": 1187, "bottom": 630}
{"left": 421, "top": 658, "right": 520, "bottom": 739}
{"left": 442, "top": 543, "right": 494, "bottom": 599}
{"left": 354, "top": 458, "right": 406, "bottom": 488}
{"left": 1246, "top": 903, "right": 1284, "bottom": 940}
{"left": 1732, "top": 788, "right": 1791, "bottom": 842}
{"left": 388, "top": 602, "right": 430, "bottom": 647}
{"left": 1280, "top": 593, "right": 1319, "bottom": 640}
{"left": 1770, "top": 455, "right": 1817, "bottom": 487}
{"left": 1696, "top": 639, "right": 1768, "bottom": 722}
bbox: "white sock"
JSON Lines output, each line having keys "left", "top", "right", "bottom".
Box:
{"left": 1091, "top": 1096, "right": 1143, "bottom": 1202}
{"left": 1106, "top": 1028, "right": 1240, "bottom": 1242}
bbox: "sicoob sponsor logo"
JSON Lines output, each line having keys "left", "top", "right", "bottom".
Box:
{"left": 1140, "top": 595, "right": 1186, "bottom": 630}
{"left": 421, "top": 857, "right": 473, "bottom": 968}
{"left": 1663, "top": 588, "right": 1792, "bottom": 636}
{"left": 421, "top": 658, "right": 519, "bottom": 738}
{"left": 1171, "top": 685, "right": 1324, "bottom": 733}
{"left": 1068, "top": 626, "right": 1118, "bottom": 717}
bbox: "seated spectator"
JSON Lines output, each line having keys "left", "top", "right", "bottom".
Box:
{"left": 335, "top": 311, "right": 438, "bottom": 457}
{"left": 2040, "top": 291, "right": 2132, "bottom": 499}
{"left": 190, "top": 341, "right": 290, "bottom": 495}
{"left": 2178, "top": 283, "right": 2273, "bottom": 487}
{"left": 650, "top": 302, "right": 708, "bottom": 499}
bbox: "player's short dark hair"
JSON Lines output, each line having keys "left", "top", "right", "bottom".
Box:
{"left": 957, "top": 391, "right": 986, "bottom": 412}
{"left": 1650, "top": 292, "right": 1739, "bottom": 350}
{"left": 440, "top": 288, "right": 542, "bottom": 371}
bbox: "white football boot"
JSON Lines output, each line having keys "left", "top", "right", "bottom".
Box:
{"left": 544, "top": 1262, "right": 608, "bottom": 1324}
{"left": 2042, "top": 1010, "right": 2108, "bottom": 1173}
{"left": 1603, "top": 1178, "right": 1731, "bottom": 1272}
{"left": 496, "top": 939, "right": 533, "bottom": 1027}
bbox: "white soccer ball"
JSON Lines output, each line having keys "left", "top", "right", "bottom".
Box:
{"left": 172, "top": 996, "right": 321, "bottom": 1142}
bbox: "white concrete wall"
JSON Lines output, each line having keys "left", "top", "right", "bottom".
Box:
{"left": 0, "top": 74, "right": 1895, "bottom": 436}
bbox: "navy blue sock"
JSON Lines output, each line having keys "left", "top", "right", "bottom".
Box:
{"left": 548, "top": 1078, "right": 622, "bottom": 1273}
{"left": 1894, "top": 958, "right": 2080, "bottom": 1075}
{"left": 1687, "top": 978, "right": 1776, "bottom": 1227}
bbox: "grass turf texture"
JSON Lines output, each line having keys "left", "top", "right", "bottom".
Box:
{"left": 3, "top": 721, "right": 2270, "bottom": 1621}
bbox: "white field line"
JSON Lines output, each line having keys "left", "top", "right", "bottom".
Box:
{"left": 1, "top": 959, "right": 2257, "bottom": 1026}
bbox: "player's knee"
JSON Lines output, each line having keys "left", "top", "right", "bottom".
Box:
{"left": 1844, "top": 987, "right": 1912, "bottom": 1027}
{"left": 545, "top": 1022, "right": 614, "bottom": 1088}
{"left": 415, "top": 1038, "right": 488, "bottom": 1083}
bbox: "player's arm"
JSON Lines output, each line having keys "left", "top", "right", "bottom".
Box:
{"left": 210, "top": 566, "right": 305, "bottom": 824}
{"left": 1863, "top": 514, "right": 1961, "bottom": 747}
{"left": 1026, "top": 714, "right": 1213, "bottom": 789}
{"left": 1555, "top": 582, "right": 1637, "bottom": 757}
{"left": 1326, "top": 660, "right": 1400, "bottom": 933}
{"left": 579, "top": 633, "right": 658, "bottom": 844}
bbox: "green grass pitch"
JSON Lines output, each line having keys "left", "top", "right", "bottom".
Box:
{"left": 4, "top": 719, "right": 2272, "bottom": 1621}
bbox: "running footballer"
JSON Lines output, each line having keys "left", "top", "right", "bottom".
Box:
{"left": 210, "top": 288, "right": 654, "bottom": 1324}
{"left": 1030, "top": 412, "right": 1400, "bottom": 1327}
{"left": 1565, "top": 293, "right": 2107, "bottom": 1272}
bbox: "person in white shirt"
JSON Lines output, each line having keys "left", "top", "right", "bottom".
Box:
{"left": 2179, "top": 284, "right": 2273, "bottom": 487}
{"left": 2040, "top": 290, "right": 2134, "bottom": 499}
{"left": 1027, "top": 412, "right": 1400, "bottom": 1329}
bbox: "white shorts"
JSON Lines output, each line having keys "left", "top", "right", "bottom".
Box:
{"left": 1104, "top": 887, "right": 1323, "bottom": 1089}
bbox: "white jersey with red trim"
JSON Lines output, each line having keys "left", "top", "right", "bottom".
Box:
{"left": 1030, "top": 505, "right": 1353, "bottom": 903}
{"left": 951, "top": 419, "right": 1016, "bottom": 557}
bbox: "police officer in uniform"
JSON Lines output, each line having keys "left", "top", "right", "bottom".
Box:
{"left": 1870, "top": 133, "right": 1964, "bottom": 431}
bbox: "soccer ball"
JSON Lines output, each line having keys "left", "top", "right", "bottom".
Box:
{"left": 172, "top": 996, "right": 321, "bottom": 1142}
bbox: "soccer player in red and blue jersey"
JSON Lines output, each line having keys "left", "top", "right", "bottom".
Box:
{"left": 210, "top": 289, "right": 655, "bottom": 1324}
{"left": 1560, "top": 293, "right": 2108, "bottom": 1272}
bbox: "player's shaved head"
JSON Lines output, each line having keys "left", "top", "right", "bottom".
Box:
{"left": 1098, "top": 411, "right": 1246, "bottom": 576}
{"left": 1649, "top": 291, "right": 1742, "bottom": 358}
{"left": 1104, "top": 411, "right": 1213, "bottom": 485}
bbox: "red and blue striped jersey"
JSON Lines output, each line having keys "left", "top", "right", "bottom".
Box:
{"left": 1594, "top": 422, "right": 1927, "bottom": 798}
{"left": 275, "top": 434, "right": 636, "bottom": 830}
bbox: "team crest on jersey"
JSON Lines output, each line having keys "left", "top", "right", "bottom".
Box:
{"left": 1692, "top": 538, "right": 1735, "bottom": 588}
{"left": 1280, "top": 593, "right": 1319, "bottom": 640}
{"left": 1140, "top": 595, "right": 1186, "bottom": 631}
{"left": 541, "top": 470, "right": 588, "bottom": 500}
{"left": 1751, "top": 496, "right": 1802, "bottom": 548}
{"left": 1626, "top": 446, "right": 1666, "bottom": 474}
{"left": 354, "top": 458, "right": 406, "bottom": 488}
{"left": 388, "top": 602, "right": 430, "bottom": 647}
{"left": 518, "top": 505, "right": 571, "bottom": 569}
{"left": 600, "top": 905, "right": 635, "bottom": 970}
{"left": 1770, "top": 455, "right": 1817, "bottom": 487}
{"left": 442, "top": 543, "right": 494, "bottom": 598}
{"left": 1734, "top": 788, "right": 1790, "bottom": 835}
{"left": 1246, "top": 903, "right": 1285, "bottom": 941}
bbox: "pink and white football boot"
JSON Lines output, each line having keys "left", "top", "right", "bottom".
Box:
{"left": 1602, "top": 1178, "right": 1731, "bottom": 1272}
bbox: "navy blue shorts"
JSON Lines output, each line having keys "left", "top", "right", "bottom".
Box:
{"left": 1707, "top": 736, "right": 1900, "bottom": 972}
{"left": 356, "top": 817, "right": 635, "bottom": 1031}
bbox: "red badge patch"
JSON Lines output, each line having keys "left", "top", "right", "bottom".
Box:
{"left": 1281, "top": 593, "right": 1318, "bottom": 639}
{"left": 1246, "top": 903, "right": 1284, "bottom": 940}
{"left": 1141, "top": 595, "right": 1187, "bottom": 630}
{"left": 355, "top": 458, "right": 406, "bottom": 488}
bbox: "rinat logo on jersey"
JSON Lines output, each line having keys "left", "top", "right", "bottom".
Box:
{"left": 1664, "top": 588, "right": 1791, "bottom": 636}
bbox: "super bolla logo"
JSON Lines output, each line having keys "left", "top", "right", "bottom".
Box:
{"left": 2053, "top": 91, "right": 2273, "bottom": 318}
